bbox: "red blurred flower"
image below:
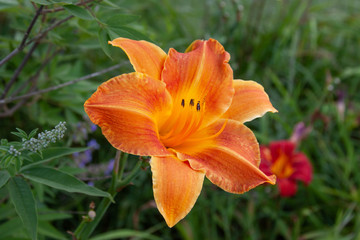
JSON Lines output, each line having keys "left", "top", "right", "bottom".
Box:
{"left": 260, "top": 141, "right": 312, "bottom": 197}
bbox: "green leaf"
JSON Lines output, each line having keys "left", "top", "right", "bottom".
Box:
{"left": 7, "top": 177, "right": 38, "bottom": 240}
{"left": 52, "top": 0, "right": 76, "bottom": 3}
{"left": 63, "top": 5, "right": 93, "bottom": 20}
{"left": 1, "top": 138, "right": 8, "bottom": 145}
{"left": 31, "top": 0, "right": 54, "bottom": 5}
{"left": 16, "top": 128, "right": 28, "bottom": 137}
{"left": 38, "top": 221, "right": 66, "bottom": 240}
{"left": 22, "top": 167, "right": 112, "bottom": 200}
{"left": 28, "top": 128, "right": 39, "bottom": 139}
{"left": 98, "top": 28, "right": 112, "bottom": 59}
{"left": 10, "top": 131, "right": 25, "bottom": 139}
{"left": 104, "top": 14, "right": 139, "bottom": 27}
{"left": 0, "top": 170, "right": 10, "bottom": 189}
{"left": 90, "top": 230, "right": 162, "bottom": 240}
{"left": 21, "top": 147, "right": 88, "bottom": 170}
{"left": 107, "top": 26, "right": 150, "bottom": 41}
{"left": 0, "top": 217, "right": 25, "bottom": 239}
{"left": 101, "top": 0, "right": 122, "bottom": 8}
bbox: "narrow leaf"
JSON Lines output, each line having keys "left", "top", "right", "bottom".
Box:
{"left": 0, "top": 170, "right": 10, "bottom": 189}
{"left": 15, "top": 128, "right": 27, "bottom": 137}
{"left": 104, "top": 14, "right": 139, "bottom": 27}
{"left": 90, "top": 230, "right": 162, "bottom": 240}
{"left": 98, "top": 28, "right": 112, "bottom": 59}
{"left": 22, "top": 167, "right": 112, "bottom": 200}
{"left": 7, "top": 177, "right": 38, "bottom": 240}
{"left": 29, "top": 128, "right": 39, "bottom": 139}
{"left": 0, "top": 217, "right": 25, "bottom": 239}
{"left": 21, "top": 147, "right": 88, "bottom": 170}
{"left": 38, "top": 221, "right": 66, "bottom": 240}
{"left": 10, "top": 131, "right": 24, "bottom": 139}
{"left": 63, "top": 5, "right": 93, "bottom": 20}
{"left": 31, "top": 0, "right": 54, "bottom": 5}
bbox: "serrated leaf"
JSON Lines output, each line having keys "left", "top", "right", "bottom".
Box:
{"left": 0, "top": 170, "right": 10, "bottom": 189}
{"left": 16, "top": 128, "right": 28, "bottom": 137}
{"left": 28, "top": 128, "right": 39, "bottom": 139}
{"left": 63, "top": 5, "right": 93, "bottom": 20}
{"left": 11, "top": 131, "right": 25, "bottom": 139}
{"left": 7, "top": 177, "right": 38, "bottom": 240}
{"left": 98, "top": 28, "right": 112, "bottom": 59}
{"left": 22, "top": 167, "right": 112, "bottom": 200}
{"left": 104, "top": 14, "right": 139, "bottom": 27}
{"left": 21, "top": 147, "right": 88, "bottom": 170}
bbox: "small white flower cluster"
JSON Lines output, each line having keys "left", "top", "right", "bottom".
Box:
{"left": 22, "top": 122, "right": 67, "bottom": 152}
{"left": 8, "top": 145, "right": 21, "bottom": 156}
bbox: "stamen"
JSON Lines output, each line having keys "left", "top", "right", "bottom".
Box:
{"left": 196, "top": 101, "right": 200, "bottom": 111}
{"left": 159, "top": 97, "right": 206, "bottom": 148}
{"left": 190, "top": 99, "right": 194, "bottom": 107}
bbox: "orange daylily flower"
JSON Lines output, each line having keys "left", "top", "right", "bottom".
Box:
{"left": 84, "top": 38, "right": 277, "bottom": 227}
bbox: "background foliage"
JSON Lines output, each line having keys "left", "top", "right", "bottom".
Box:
{"left": 1, "top": 0, "right": 359, "bottom": 239}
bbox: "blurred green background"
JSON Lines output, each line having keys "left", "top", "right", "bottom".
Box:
{"left": 0, "top": 0, "right": 359, "bottom": 239}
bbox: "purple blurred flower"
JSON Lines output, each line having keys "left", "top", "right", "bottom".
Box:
{"left": 74, "top": 149, "right": 93, "bottom": 168}
{"left": 90, "top": 124, "right": 97, "bottom": 132}
{"left": 87, "top": 139, "right": 100, "bottom": 150}
{"left": 105, "top": 159, "right": 115, "bottom": 175}
{"left": 88, "top": 181, "right": 94, "bottom": 187}
{"left": 336, "top": 89, "right": 346, "bottom": 121}
{"left": 290, "top": 122, "right": 312, "bottom": 145}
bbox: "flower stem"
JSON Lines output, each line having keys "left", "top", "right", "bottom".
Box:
{"left": 75, "top": 151, "right": 142, "bottom": 239}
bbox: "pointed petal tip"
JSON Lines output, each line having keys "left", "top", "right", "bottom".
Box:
{"left": 163, "top": 214, "right": 180, "bottom": 228}
{"left": 267, "top": 174, "right": 277, "bottom": 185}
{"left": 108, "top": 37, "right": 128, "bottom": 46}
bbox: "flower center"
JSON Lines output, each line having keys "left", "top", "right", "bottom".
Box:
{"left": 271, "top": 151, "right": 294, "bottom": 179}
{"left": 159, "top": 98, "right": 205, "bottom": 148}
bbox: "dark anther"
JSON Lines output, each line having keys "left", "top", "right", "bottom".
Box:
{"left": 190, "top": 99, "right": 194, "bottom": 107}
{"left": 196, "top": 101, "right": 201, "bottom": 111}
{"left": 181, "top": 99, "right": 185, "bottom": 107}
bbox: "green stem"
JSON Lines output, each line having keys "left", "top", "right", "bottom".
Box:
{"left": 75, "top": 150, "right": 123, "bottom": 239}
{"left": 118, "top": 159, "right": 142, "bottom": 187}
{"left": 75, "top": 152, "right": 142, "bottom": 240}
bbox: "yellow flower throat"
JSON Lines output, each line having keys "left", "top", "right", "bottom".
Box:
{"left": 159, "top": 97, "right": 227, "bottom": 148}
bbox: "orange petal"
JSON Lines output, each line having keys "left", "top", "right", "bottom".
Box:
{"left": 84, "top": 72, "right": 172, "bottom": 156}
{"left": 109, "top": 38, "right": 167, "bottom": 80}
{"left": 175, "top": 119, "right": 276, "bottom": 193}
{"left": 150, "top": 156, "right": 205, "bottom": 227}
{"left": 161, "top": 39, "right": 234, "bottom": 127}
{"left": 225, "top": 80, "right": 277, "bottom": 123}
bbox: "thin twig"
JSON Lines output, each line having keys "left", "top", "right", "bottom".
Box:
{"left": 0, "top": 15, "right": 73, "bottom": 68}
{"left": 0, "top": 97, "right": 30, "bottom": 118}
{"left": 1, "top": 41, "right": 40, "bottom": 99}
{"left": 0, "top": 6, "right": 43, "bottom": 68}
{"left": 0, "top": 62, "right": 128, "bottom": 105}
{"left": 27, "top": 15, "right": 74, "bottom": 46}
{"left": 10, "top": 48, "right": 61, "bottom": 98}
